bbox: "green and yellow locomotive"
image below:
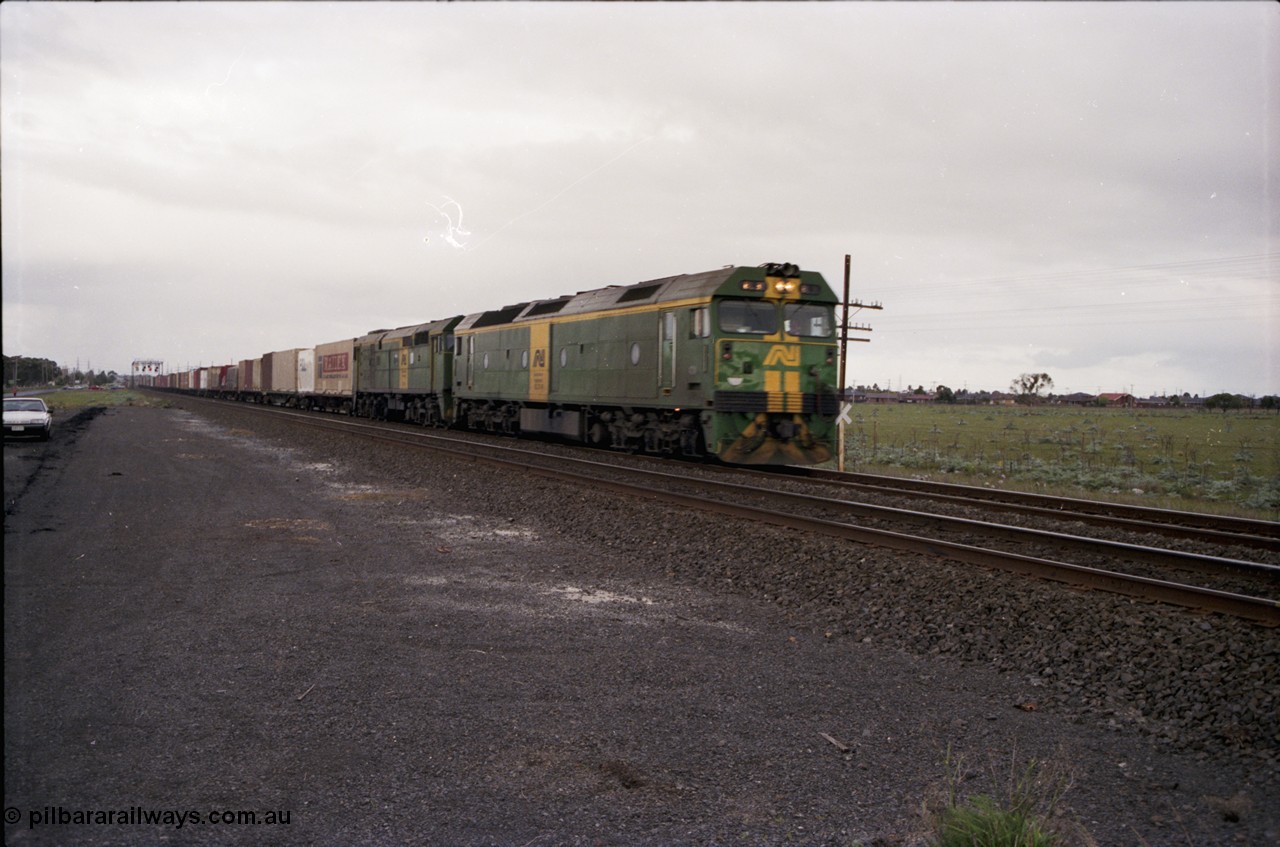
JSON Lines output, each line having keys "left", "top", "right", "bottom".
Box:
{"left": 197, "top": 263, "right": 841, "bottom": 466}
{"left": 353, "top": 317, "right": 460, "bottom": 425}
{"left": 449, "top": 262, "right": 840, "bottom": 464}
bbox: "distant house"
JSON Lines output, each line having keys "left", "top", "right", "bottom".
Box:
{"left": 1136, "top": 395, "right": 1171, "bottom": 408}
{"left": 1058, "top": 392, "right": 1096, "bottom": 406}
{"left": 1097, "top": 392, "right": 1135, "bottom": 407}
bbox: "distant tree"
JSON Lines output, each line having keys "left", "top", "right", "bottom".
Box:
{"left": 1260, "top": 395, "right": 1279, "bottom": 412}
{"left": 1204, "top": 392, "right": 1244, "bottom": 413}
{"left": 3, "top": 355, "right": 62, "bottom": 387}
{"left": 912, "top": 385, "right": 926, "bottom": 396}
{"left": 935, "top": 385, "right": 955, "bottom": 404}
{"left": 1011, "top": 372, "right": 1053, "bottom": 404}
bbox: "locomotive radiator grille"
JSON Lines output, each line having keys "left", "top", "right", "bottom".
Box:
{"left": 764, "top": 370, "right": 803, "bottom": 413}
{"left": 713, "top": 391, "right": 839, "bottom": 415}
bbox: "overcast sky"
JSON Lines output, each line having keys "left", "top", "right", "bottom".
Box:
{"left": 3, "top": 1, "right": 1277, "bottom": 396}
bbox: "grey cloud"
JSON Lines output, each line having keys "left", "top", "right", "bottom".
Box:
{"left": 2, "top": 2, "right": 1274, "bottom": 396}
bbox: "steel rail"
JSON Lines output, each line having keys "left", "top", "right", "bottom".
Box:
{"left": 638, "top": 472, "right": 1279, "bottom": 583}
{"left": 777, "top": 466, "right": 1280, "bottom": 542}
{"left": 752, "top": 470, "right": 1280, "bottom": 551}
{"left": 219, "top": 403, "right": 1280, "bottom": 625}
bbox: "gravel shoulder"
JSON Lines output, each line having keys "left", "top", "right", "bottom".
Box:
{"left": 4, "top": 403, "right": 1277, "bottom": 846}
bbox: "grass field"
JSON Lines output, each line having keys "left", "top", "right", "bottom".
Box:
{"left": 837, "top": 403, "right": 1280, "bottom": 518}
{"left": 38, "top": 388, "right": 162, "bottom": 413}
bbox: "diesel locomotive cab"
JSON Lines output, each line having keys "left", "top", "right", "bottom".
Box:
{"left": 712, "top": 263, "right": 840, "bottom": 464}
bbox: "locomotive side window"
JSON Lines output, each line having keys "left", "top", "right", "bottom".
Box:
{"left": 718, "top": 299, "right": 776, "bottom": 335}
{"left": 783, "top": 304, "right": 835, "bottom": 338}
{"left": 691, "top": 307, "right": 711, "bottom": 338}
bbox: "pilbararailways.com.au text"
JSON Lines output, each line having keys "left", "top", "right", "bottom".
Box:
{"left": 5, "top": 805, "right": 292, "bottom": 830}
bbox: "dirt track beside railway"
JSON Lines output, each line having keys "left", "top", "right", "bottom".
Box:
{"left": 4, "top": 402, "right": 1277, "bottom": 846}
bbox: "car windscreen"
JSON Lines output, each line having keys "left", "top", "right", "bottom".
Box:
{"left": 5, "top": 400, "right": 47, "bottom": 412}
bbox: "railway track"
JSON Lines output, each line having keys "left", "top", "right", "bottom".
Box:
{"left": 180, "top": 398, "right": 1280, "bottom": 624}
{"left": 759, "top": 465, "right": 1279, "bottom": 551}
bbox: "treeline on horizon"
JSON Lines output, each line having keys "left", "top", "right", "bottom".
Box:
{"left": 3, "top": 355, "right": 118, "bottom": 388}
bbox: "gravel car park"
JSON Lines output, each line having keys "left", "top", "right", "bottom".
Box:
{"left": 3, "top": 396, "right": 52, "bottom": 441}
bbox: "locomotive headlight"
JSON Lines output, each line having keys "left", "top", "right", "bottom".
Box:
{"left": 773, "top": 280, "right": 796, "bottom": 293}
{"left": 826, "top": 348, "right": 835, "bottom": 364}
{"left": 721, "top": 342, "right": 733, "bottom": 361}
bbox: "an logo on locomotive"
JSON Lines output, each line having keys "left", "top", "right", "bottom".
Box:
{"left": 763, "top": 345, "right": 801, "bottom": 367}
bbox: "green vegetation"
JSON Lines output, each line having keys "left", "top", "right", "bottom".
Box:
{"left": 934, "top": 795, "right": 1060, "bottom": 847}
{"left": 839, "top": 403, "right": 1280, "bottom": 517}
{"left": 40, "top": 388, "right": 161, "bottom": 414}
{"left": 926, "top": 748, "right": 1075, "bottom": 847}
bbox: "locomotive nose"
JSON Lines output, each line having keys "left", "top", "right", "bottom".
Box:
{"left": 720, "top": 413, "right": 832, "bottom": 465}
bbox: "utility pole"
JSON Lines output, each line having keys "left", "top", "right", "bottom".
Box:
{"left": 837, "top": 254, "right": 882, "bottom": 471}
{"left": 839, "top": 256, "right": 851, "bottom": 472}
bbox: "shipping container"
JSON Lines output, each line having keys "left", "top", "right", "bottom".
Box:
{"left": 237, "top": 358, "right": 259, "bottom": 392}
{"left": 313, "top": 338, "right": 355, "bottom": 398}
{"left": 217, "top": 364, "right": 238, "bottom": 391}
{"left": 262, "top": 348, "right": 304, "bottom": 395}
{"left": 296, "top": 349, "right": 316, "bottom": 395}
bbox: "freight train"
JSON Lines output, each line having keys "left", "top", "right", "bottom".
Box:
{"left": 155, "top": 263, "right": 842, "bottom": 464}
